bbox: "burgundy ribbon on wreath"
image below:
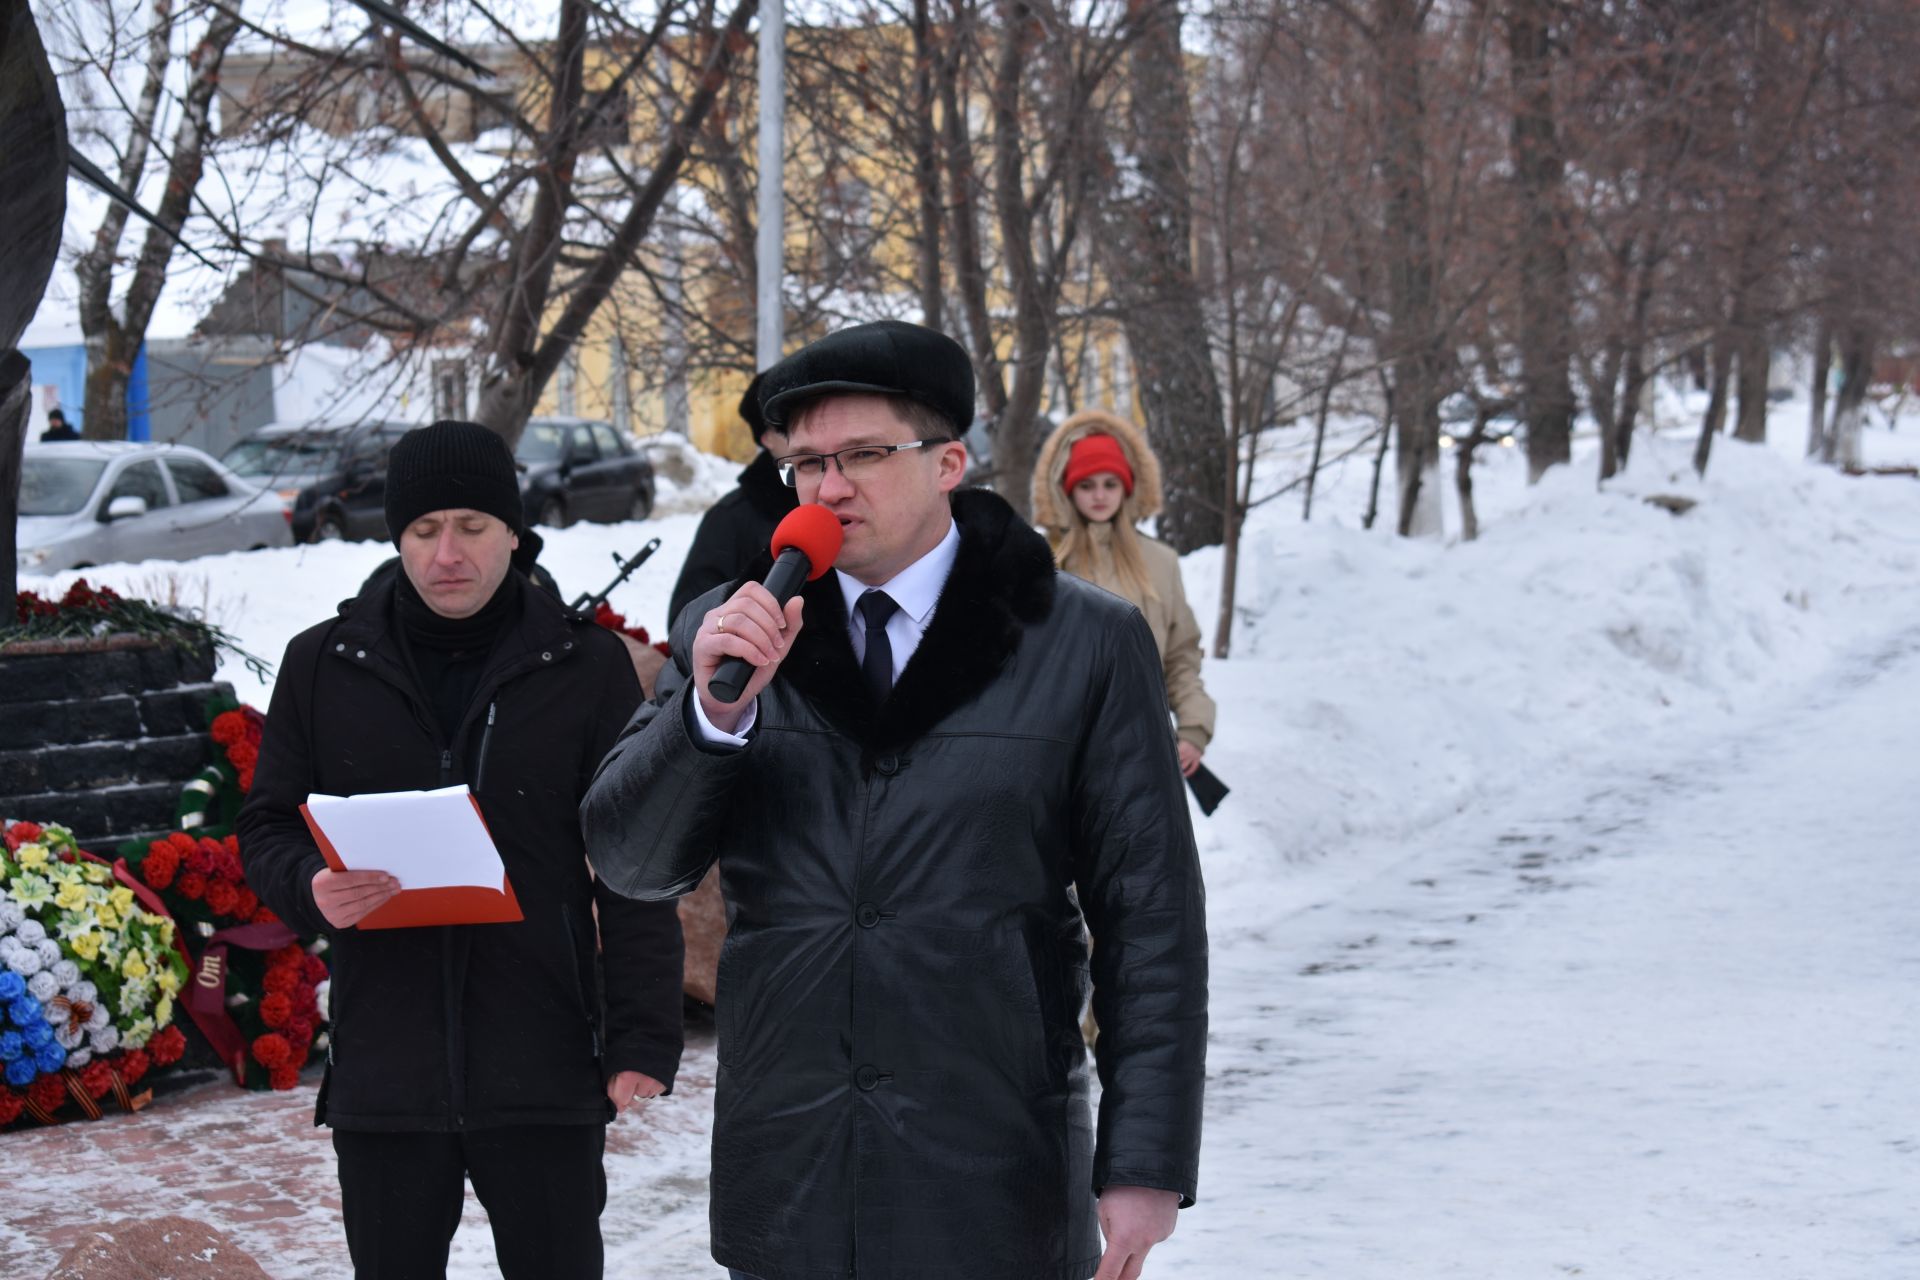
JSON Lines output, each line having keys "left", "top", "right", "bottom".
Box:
{"left": 179, "top": 920, "right": 301, "bottom": 1085}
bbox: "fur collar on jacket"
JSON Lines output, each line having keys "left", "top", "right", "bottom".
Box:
{"left": 768, "top": 487, "right": 1057, "bottom": 764}
{"left": 1030, "top": 408, "right": 1165, "bottom": 532}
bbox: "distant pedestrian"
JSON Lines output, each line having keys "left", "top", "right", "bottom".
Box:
{"left": 39, "top": 408, "right": 78, "bottom": 442}
{"left": 1033, "top": 409, "right": 1216, "bottom": 778}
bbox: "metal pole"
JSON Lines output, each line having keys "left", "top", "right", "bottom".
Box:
{"left": 755, "top": 0, "right": 785, "bottom": 371}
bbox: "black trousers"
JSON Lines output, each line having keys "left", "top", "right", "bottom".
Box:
{"left": 332, "top": 1124, "right": 607, "bottom": 1280}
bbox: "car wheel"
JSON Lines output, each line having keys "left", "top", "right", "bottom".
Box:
{"left": 312, "top": 512, "right": 346, "bottom": 542}
{"left": 539, "top": 497, "right": 568, "bottom": 529}
{"left": 628, "top": 491, "right": 652, "bottom": 521}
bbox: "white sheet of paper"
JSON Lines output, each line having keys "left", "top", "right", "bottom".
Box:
{"left": 304, "top": 785, "right": 505, "bottom": 891}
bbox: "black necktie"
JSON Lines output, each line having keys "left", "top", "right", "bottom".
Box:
{"left": 857, "top": 590, "right": 900, "bottom": 703}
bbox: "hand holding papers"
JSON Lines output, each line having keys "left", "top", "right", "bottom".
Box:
{"left": 300, "top": 786, "right": 524, "bottom": 929}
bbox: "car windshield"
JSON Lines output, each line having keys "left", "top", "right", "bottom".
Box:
{"left": 222, "top": 434, "right": 344, "bottom": 479}
{"left": 517, "top": 423, "right": 571, "bottom": 463}
{"left": 20, "top": 458, "right": 108, "bottom": 516}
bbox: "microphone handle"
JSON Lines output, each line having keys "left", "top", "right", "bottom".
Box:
{"left": 708, "top": 549, "right": 814, "bottom": 704}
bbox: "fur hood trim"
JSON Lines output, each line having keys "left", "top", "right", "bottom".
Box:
{"left": 1031, "top": 409, "right": 1165, "bottom": 530}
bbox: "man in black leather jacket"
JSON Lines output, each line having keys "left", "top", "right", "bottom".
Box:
{"left": 583, "top": 322, "right": 1207, "bottom": 1280}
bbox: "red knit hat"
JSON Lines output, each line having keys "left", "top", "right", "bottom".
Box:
{"left": 1062, "top": 433, "right": 1135, "bottom": 496}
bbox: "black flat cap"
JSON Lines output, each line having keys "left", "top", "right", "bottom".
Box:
{"left": 760, "top": 320, "right": 975, "bottom": 437}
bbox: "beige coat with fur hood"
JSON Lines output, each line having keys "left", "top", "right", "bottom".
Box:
{"left": 1033, "top": 410, "right": 1216, "bottom": 749}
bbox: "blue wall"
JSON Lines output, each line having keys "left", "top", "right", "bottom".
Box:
{"left": 18, "top": 341, "right": 150, "bottom": 440}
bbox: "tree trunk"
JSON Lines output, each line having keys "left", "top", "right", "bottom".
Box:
{"left": 1826, "top": 328, "right": 1872, "bottom": 469}
{"left": 1363, "top": 371, "right": 1395, "bottom": 531}
{"left": 1376, "top": 0, "right": 1446, "bottom": 537}
{"left": 1303, "top": 325, "right": 1353, "bottom": 522}
{"left": 1612, "top": 244, "right": 1659, "bottom": 472}
{"left": 1, "top": 354, "right": 29, "bottom": 605}
{"left": 938, "top": 28, "right": 1007, "bottom": 422}
{"left": 1692, "top": 334, "right": 1734, "bottom": 476}
{"left": 1733, "top": 328, "right": 1769, "bottom": 443}
{"left": 1808, "top": 320, "right": 1831, "bottom": 459}
{"left": 1099, "top": 0, "right": 1228, "bottom": 551}
{"left": 911, "top": 0, "right": 943, "bottom": 330}
{"left": 77, "top": 2, "right": 241, "bottom": 442}
{"left": 1506, "top": 0, "right": 1574, "bottom": 483}
{"left": 987, "top": 0, "right": 1051, "bottom": 512}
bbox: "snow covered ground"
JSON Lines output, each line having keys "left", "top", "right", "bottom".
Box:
{"left": 6, "top": 398, "right": 1919, "bottom": 1277}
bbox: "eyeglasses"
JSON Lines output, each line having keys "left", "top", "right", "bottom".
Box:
{"left": 775, "top": 439, "right": 955, "bottom": 488}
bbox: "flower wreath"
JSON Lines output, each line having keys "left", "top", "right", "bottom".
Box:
{"left": 0, "top": 821, "right": 190, "bottom": 1130}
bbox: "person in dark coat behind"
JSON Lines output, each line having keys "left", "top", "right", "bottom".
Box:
{"left": 582, "top": 322, "right": 1208, "bottom": 1280}
{"left": 666, "top": 372, "right": 797, "bottom": 627}
{"left": 237, "top": 421, "right": 685, "bottom": 1280}
{"left": 38, "top": 407, "right": 78, "bottom": 441}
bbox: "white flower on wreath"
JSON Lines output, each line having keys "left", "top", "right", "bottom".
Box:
{"left": 315, "top": 979, "right": 331, "bottom": 1021}
{"left": 54, "top": 1021, "right": 85, "bottom": 1051}
{"left": 70, "top": 979, "right": 97, "bottom": 1006}
{"left": 85, "top": 1003, "right": 108, "bottom": 1032}
{"left": 27, "top": 970, "right": 57, "bottom": 1002}
{"left": 66, "top": 1047, "right": 91, "bottom": 1069}
{"left": 0, "top": 900, "right": 23, "bottom": 930}
{"left": 33, "top": 939, "right": 59, "bottom": 967}
{"left": 7, "top": 873, "right": 53, "bottom": 910}
{"left": 15, "top": 919, "right": 46, "bottom": 945}
{"left": 90, "top": 1024, "right": 119, "bottom": 1054}
{"left": 118, "top": 976, "right": 155, "bottom": 1018}
{"left": 50, "top": 958, "right": 79, "bottom": 988}
{"left": 121, "top": 1018, "right": 154, "bottom": 1050}
{"left": 7, "top": 947, "right": 43, "bottom": 977}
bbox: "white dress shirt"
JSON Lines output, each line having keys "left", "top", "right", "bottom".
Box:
{"left": 693, "top": 520, "right": 961, "bottom": 745}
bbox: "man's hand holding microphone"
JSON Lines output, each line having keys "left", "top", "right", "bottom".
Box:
{"left": 693, "top": 504, "right": 845, "bottom": 735}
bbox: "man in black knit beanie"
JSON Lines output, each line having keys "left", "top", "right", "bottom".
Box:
{"left": 239, "top": 419, "right": 686, "bottom": 1280}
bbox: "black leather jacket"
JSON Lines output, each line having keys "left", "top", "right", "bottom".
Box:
{"left": 583, "top": 489, "right": 1207, "bottom": 1280}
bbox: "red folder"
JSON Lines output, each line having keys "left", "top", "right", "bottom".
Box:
{"left": 299, "top": 795, "right": 524, "bottom": 929}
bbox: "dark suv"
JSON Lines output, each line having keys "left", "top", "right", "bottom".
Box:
{"left": 222, "top": 420, "right": 411, "bottom": 542}
{"left": 517, "top": 417, "right": 655, "bottom": 528}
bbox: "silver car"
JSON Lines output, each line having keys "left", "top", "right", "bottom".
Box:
{"left": 16, "top": 441, "right": 294, "bottom": 575}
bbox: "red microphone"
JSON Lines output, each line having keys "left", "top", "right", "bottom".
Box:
{"left": 707, "top": 504, "right": 844, "bottom": 703}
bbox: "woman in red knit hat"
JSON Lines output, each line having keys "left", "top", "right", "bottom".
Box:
{"left": 1032, "top": 409, "right": 1216, "bottom": 778}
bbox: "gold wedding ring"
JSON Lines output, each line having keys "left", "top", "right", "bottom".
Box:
{"left": 716, "top": 614, "right": 729, "bottom": 633}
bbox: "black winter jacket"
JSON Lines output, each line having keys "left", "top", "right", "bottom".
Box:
{"left": 238, "top": 573, "right": 684, "bottom": 1131}
{"left": 582, "top": 489, "right": 1207, "bottom": 1280}
{"left": 667, "top": 449, "right": 797, "bottom": 627}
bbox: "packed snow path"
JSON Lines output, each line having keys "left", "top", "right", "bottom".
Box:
{"left": 4, "top": 631, "right": 1915, "bottom": 1277}
{"left": 1184, "top": 627, "right": 1920, "bottom": 1278}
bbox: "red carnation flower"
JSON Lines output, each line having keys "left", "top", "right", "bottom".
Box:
{"left": 150, "top": 1025, "right": 186, "bottom": 1066}
{"left": 176, "top": 871, "right": 207, "bottom": 900}
{"left": 80, "top": 1060, "right": 114, "bottom": 1100}
{"left": 259, "top": 993, "right": 293, "bottom": 1028}
{"left": 5, "top": 821, "right": 45, "bottom": 852}
{"left": 262, "top": 967, "right": 299, "bottom": 996}
{"left": 269, "top": 1065, "right": 301, "bottom": 1091}
{"left": 251, "top": 1034, "right": 293, "bottom": 1069}
{"left": 211, "top": 711, "right": 246, "bottom": 746}
{"left": 271, "top": 944, "right": 304, "bottom": 967}
{"left": 141, "top": 850, "right": 179, "bottom": 891}
{"left": 286, "top": 1016, "right": 316, "bottom": 1049}
{"left": 0, "top": 1087, "right": 23, "bottom": 1126}
{"left": 235, "top": 888, "right": 259, "bottom": 920}
{"left": 205, "top": 880, "right": 240, "bottom": 917}
{"left": 302, "top": 955, "right": 328, "bottom": 984}
{"left": 28, "top": 1076, "right": 66, "bottom": 1114}
{"left": 120, "top": 1050, "right": 151, "bottom": 1084}
{"left": 168, "top": 831, "right": 197, "bottom": 856}
{"left": 252, "top": 905, "right": 280, "bottom": 925}
{"left": 187, "top": 847, "right": 215, "bottom": 877}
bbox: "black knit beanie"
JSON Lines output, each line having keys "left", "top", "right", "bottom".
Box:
{"left": 384, "top": 420, "right": 524, "bottom": 544}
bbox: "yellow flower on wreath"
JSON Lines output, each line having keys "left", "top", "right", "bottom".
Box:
{"left": 95, "top": 904, "right": 121, "bottom": 930}
{"left": 54, "top": 881, "right": 88, "bottom": 911}
{"left": 122, "top": 948, "right": 150, "bottom": 980}
{"left": 155, "top": 992, "right": 174, "bottom": 1027}
{"left": 79, "top": 862, "right": 111, "bottom": 885}
{"left": 155, "top": 966, "right": 182, "bottom": 997}
{"left": 108, "top": 886, "right": 136, "bottom": 915}
{"left": 14, "top": 842, "right": 48, "bottom": 869}
{"left": 69, "top": 931, "right": 104, "bottom": 962}
{"left": 7, "top": 873, "right": 53, "bottom": 908}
